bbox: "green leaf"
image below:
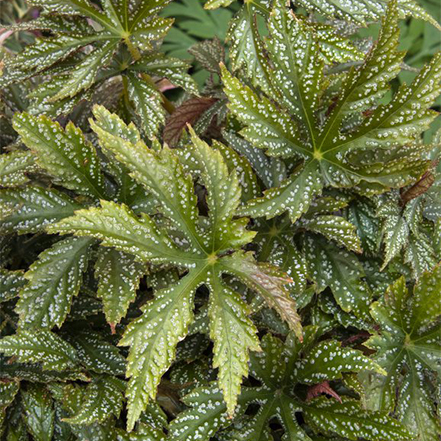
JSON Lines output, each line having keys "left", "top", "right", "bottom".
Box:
{"left": 27, "top": 0, "right": 112, "bottom": 28}
{"left": 207, "top": 272, "right": 260, "bottom": 416}
{"left": 0, "top": 269, "right": 26, "bottom": 303}
{"left": 95, "top": 248, "right": 146, "bottom": 327}
{"left": 0, "top": 35, "right": 96, "bottom": 87}
{"left": 305, "top": 235, "right": 372, "bottom": 318}
{"left": 50, "top": 40, "right": 119, "bottom": 101}
{"left": 266, "top": 0, "right": 323, "bottom": 137}
{"left": 188, "top": 37, "right": 225, "bottom": 74}
{"left": 226, "top": 2, "right": 274, "bottom": 97}
{"left": 221, "top": 64, "right": 308, "bottom": 159}
{"left": 0, "top": 151, "right": 36, "bottom": 187}
{"left": 296, "top": 340, "right": 385, "bottom": 384}
{"left": 305, "top": 20, "right": 364, "bottom": 64}
{"left": 67, "top": 329, "right": 126, "bottom": 376}
{"left": 48, "top": 200, "right": 198, "bottom": 267}
{"left": 320, "top": 1, "right": 403, "bottom": 126}
{"left": 220, "top": 252, "right": 302, "bottom": 340}
{"left": 404, "top": 233, "right": 437, "bottom": 278}
{"left": 222, "top": 1, "right": 439, "bottom": 221}
{"left": 168, "top": 384, "right": 237, "bottom": 441}
{"left": 348, "top": 198, "right": 381, "bottom": 255}
{"left": 119, "top": 268, "right": 206, "bottom": 431}
{"left": 90, "top": 106, "right": 205, "bottom": 253}
{"left": 238, "top": 162, "right": 323, "bottom": 223}
{"left": 292, "top": 0, "right": 441, "bottom": 30}
{"left": 204, "top": 0, "right": 234, "bottom": 10}
{"left": 0, "top": 186, "right": 81, "bottom": 234}
{"left": 131, "top": 52, "right": 198, "bottom": 94}
{"left": 366, "top": 264, "right": 441, "bottom": 439}
{"left": 0, "top": 330, "right": 78, "bottom": 371}
{"left": 13, "top": 113, "right": 107, "bottom": 199}
{"left": 63, "top": 375, "right": 124, "bottom": 425}
{"left": 0, "top": 357, "right": 88, "bottom": 383}
{"left": 125, "top": 72, "right": 166, "bottom": 139}
{"left": 0, "top": 381, "right": 19, "bottom": 409}
{"left": 169, "top": 331, "right": 407, "bottom": 441}
{"left": 16, "top": 236, "right": 93, "bottom": 329}
{"left": 300, "top": 215, "right": 362, "bottom": 252}
{"left": 21, "top": 385, "right": 55, "bottom": 441}
{"left": 303, "top": 397, "right": 413, "bottom": 441}
{"left": 212, "top": 140, "right": 260, "bottom": 202}
{"left": 183, "top": 128, "right": 256, "bottom": 252}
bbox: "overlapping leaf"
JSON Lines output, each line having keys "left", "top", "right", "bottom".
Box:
{"left": 1, "top": 0, "right": 195, "bottom": 137}
{"left": 48, "top": 106, "right": 299, "bottom": 430}
{"left": 222, "top": 0, "right": 440, "bottom": 222}
{"left": 170, "top": 331, "right": 408, "bottom": 441}
{"left": 366, "top": 264, "right": 441, "bottom": 440}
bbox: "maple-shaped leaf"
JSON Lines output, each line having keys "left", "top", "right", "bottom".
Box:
{"left": 365, "top": 264, "right": 441, "bottom": 440}
{"left": 169, "top": 329, "right": 409, "bottom": 441}
{"left": 226, "top": 0, "right": 364, "bottom": 98}
{"left": 292, "top": 0, "right": 441, "bottom": 30}
{"left": 252, "top": 196, "right": 369, "bottom": 317}
{"left": 222, "top": 0, "right": 439, "bottom": 222}
{"left": 47, "top": 106, "right": 299, "bottom": 430}
{"left": 1, "top": 0, "right": 196, "bottom": 137}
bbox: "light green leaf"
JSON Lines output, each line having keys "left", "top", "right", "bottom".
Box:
{"left": 48, "top": 200, "right": 198, "bottom": 267}
{"left": 207, "top": 271, "right": 260, "bottom": 416}
{"left": 90, "top": 106, "right": 205, "bottom": 253}
{"left": 183, "top": 128, "right": 255, "bottom": 252}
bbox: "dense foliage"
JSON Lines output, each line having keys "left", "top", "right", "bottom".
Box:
{"left": 0, "top": 0, "right": 440, "bottom": 440}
